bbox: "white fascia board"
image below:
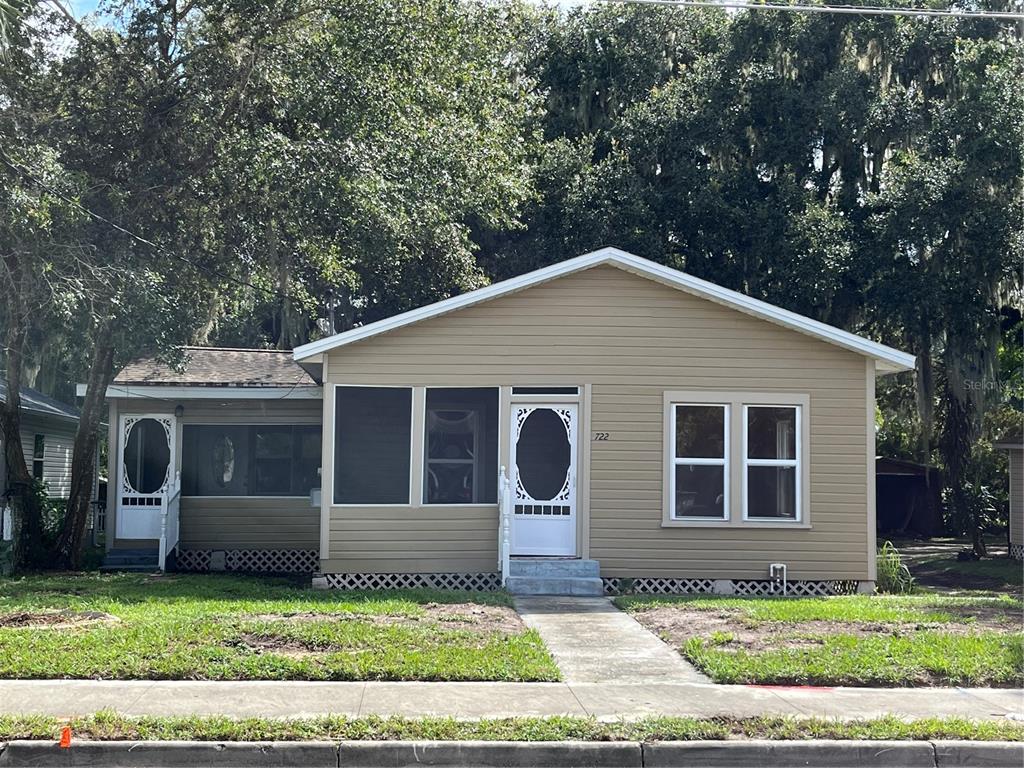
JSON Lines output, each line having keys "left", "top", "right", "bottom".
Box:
{"left": 78, "top": 384, "right": 323, "bottom": 400}
{"left": 293, "top": 246, "right": 916, "bottom": 373}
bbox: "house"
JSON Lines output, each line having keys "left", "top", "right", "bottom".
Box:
{"left": 0, "top": 381, "right": 80, "bottom": 501}
{"left": 94, "top": 248, "right": 916, "bottom": 594}
{"left": 993, "top": 431, "right": 1023, "bottom": 560}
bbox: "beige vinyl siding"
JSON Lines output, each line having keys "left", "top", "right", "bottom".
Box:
{"left": 179, "top": 497, "right": 319, "bottom": 550}
{"left": 20, "top": 415, "right": 76, "bottom": 499}
{"left": 324, "top": 265, "right": 873, "bottom": 580}
{"left": 110, "top": 397, "right": 322, "bottom": 549}
{"left": 1009, "top": 448, "right": 1023, "bottom": 547}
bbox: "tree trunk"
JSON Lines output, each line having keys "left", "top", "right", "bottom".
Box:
{"left": 0, "top": 309, "right": 46, "bottom": 568}
{"left": 53, "top": 326, "right": 116, "bottom": 569}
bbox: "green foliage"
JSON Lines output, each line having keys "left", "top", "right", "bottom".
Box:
{"left": 876, "top": 541, "right": 915, "bottom": 595}
{"left": 0, "top": 573, "right": 559, "bottom": 682}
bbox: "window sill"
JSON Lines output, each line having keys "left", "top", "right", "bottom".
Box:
{"left": 662, "top": 519, "right": 811, "bottom": 530}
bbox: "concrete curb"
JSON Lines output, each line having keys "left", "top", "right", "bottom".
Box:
{"left": 337, "top": 740, "right": 642, "bottom": 766}
{"left": 0, "top": 739, "right": 1021, "bottom": 767}
{"left": 0, "top": 740, "right": 339, "bottom": 767}
{"left": 644, "top": 739, "right": 937, "bottom": 766}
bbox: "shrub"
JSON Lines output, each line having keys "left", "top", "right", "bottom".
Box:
{"left": 876, "top": 541, "right": 915, "bottom": 594}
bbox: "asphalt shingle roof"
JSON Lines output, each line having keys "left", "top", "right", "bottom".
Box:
{"left": 114, "top": 347, "right": 317, "bottom": 388}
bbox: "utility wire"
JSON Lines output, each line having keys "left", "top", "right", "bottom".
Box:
{"left": 601, "top": 0, "right": 1024, "bottom": 20}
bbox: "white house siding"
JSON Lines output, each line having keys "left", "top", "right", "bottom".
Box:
{"left": 18, "top": 415, "right": 77, "bottom": 499}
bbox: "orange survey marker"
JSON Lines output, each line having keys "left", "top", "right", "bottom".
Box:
{"left": 59, "top": 726, "right": 72, "bottom": 748}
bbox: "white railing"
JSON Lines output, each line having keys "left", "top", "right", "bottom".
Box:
{"left": 158, "top": 471, "right": 181, "bottom": 571}
{"left": 498, "top": 466, "right": 512, "bottom": 585}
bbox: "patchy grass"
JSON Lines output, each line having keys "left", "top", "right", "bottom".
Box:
{"left": 618, "top": 594, "right": 1023, "bottom": 688}
{"left": 0, "top": 573, "right": 558, "bottom": 682}
{"left": 891, "top": 537, "right": 1023, "bottom": 595}
{"left": 0, "top": 712, "right": 1020, "bottom": 742}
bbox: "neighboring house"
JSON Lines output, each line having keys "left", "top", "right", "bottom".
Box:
{"left": 0, "top": 381, "right": 80, "bottom": 500}
{"left": 94, "top": 248, "right": 916, "bottom": 594}
{"left": 993, "top": 431, "right": 1023, "bottom": 560}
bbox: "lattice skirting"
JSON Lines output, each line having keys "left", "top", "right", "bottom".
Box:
{"left": 602, "top": 577, "right": 859, "bottom": 597}
{"left": 321, "top": 572, "right": 501, "bottom": 592}
{"left": 1011, "top": 542, "right": 1023, "bottom": 561}
{"left": 175, "top": 548, "right": 319, "bottom": 574}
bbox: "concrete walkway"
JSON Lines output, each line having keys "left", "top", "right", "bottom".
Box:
{"left": 514, "top": 597, "right": 709, "bottom": 684}
{"left": 0, "top": 680, "right": 1021, "bottom": 722}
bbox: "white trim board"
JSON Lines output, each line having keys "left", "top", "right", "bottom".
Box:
{"left": 80, "top": 384, "right": 323, "bottom": 400}
{"left": 293, "top": 247, "right": 916, "bottom": 374}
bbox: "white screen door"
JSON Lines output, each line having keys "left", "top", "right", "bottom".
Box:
{"left": 509, "top": 403, "right": 577, "bottom": 556}
{"left": 116, "top": 414, "right": 175, "bottom": 539}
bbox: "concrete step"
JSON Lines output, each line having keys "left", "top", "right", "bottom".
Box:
{"left": 509, "top": 558, "right": 600, "bottom": 578}
{"left": 505, "top": 576, "right": 604, "bottom": 596}
{"left": 100, "top": 564, "right": 160, "bottom": 573}
{"left": 102, "top": 549, "right": 159, "bottom": 570}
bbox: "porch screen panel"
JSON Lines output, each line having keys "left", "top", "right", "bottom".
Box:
{"left": 334, "top": 386, "right": 412, "bottom": 504}
{"left": 424, "top": 387, "right": 498, "bottom": 504}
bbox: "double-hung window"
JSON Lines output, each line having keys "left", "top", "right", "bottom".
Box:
{"left": 670, "top": 404, "right": 728, "bottom": 520}
{"left": 744, "top": 405, "right": 800, "bottom": 521}
{"left": 32, "top": 435, "right": 45, "bottom": 481}
{"left": 665, "top": 393, "right": 807, "bottom": 525}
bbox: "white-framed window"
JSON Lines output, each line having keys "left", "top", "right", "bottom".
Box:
{"left": 32, "top": 434, "right": 45, "bottom": 481}
{"left": 743, "top": 405, "right": 801, "bottom": 522}
{"left": 670, "top": 403, "right": 728, "bottom": 520}
{"left": 663, "top": 391, "right": 809, "bottom": 527}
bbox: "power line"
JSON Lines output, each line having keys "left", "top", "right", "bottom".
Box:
{"left": 600, "top": 0, "right": 1024, "bottom": 20}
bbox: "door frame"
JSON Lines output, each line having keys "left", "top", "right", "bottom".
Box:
{"left": 115, "top": 413, "right": 176, "bottom": 540}
{"left": 508, "top": 400, "right": 579, "bottom": 556}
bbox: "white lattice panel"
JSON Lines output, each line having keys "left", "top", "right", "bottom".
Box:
{"left": 1010, "top": 543, "right": 1023, "bottom": 560}
{"left": 605, "top": 577, "right": 858, "bottom": 597}
{"left": 175, "top": 548, "right": 317, "bottom": 574}
{"left": 322, "top": 572, "right": 501, "bottom": 592}
{"left": 226, "top": 549, "right": 319, "bottom": 573}
{"left": 175, "top": 549, "right": 211, "bottom": 571}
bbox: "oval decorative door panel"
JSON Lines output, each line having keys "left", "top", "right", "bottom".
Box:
{"left": 510, "top": 404, "right": 577, "bottom": 556}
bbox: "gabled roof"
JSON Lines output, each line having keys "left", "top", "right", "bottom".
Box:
{"left": 115, "top": 347, "right": 318, "bottom": 388}
{"left": 0, "top": 380, "right": 80, "bottom": 423}
{"left": 293, "top": 247, "right": 916, "bottom": 374}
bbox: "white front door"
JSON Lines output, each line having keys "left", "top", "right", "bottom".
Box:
{"left": 510, "top": 403, "right": 577, "bottom": 556}
{"left": 115, "top": 414, "right": 175, "bottom": 540}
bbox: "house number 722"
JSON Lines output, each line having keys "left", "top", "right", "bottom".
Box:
{"left": 593, "top": 432, "right": 609, "bottom": 441}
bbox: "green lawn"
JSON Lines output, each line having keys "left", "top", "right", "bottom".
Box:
{"left": 0, "top": 712, "right": 1020, "bottom": 742}
{"left": 0, "top": 573, "right": 559, "bottom": 682}
{"left": 618, "top": 594, "right": 1024, "bottom": 687}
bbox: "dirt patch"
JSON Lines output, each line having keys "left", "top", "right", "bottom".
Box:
{"left": 247, "top": 602, "right": 525, "bottom": 636}
{"left": 228, "top": 634, "right": 326, "bottom": 659}
{"left": 632, "top": 604, "right": 1019, "bottom": 655}
{"left": 0, "top": 610, "right": 120, "bottom": 629}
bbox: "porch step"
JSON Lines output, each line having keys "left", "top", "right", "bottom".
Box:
{"left": 508, "top": 558, "right": 600, "bottom": 578}
{"left": 101, "top": 549, "right": 159, "bottom": 571}
{"left": 506, "top": 559, "right": 603, "bottom": 596}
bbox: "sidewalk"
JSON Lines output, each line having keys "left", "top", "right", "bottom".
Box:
{"left": 0, "top": 679, "right": 1021, "bottom": 722}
